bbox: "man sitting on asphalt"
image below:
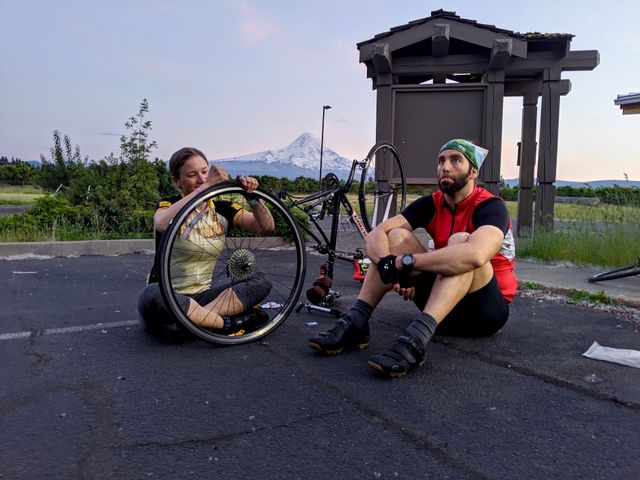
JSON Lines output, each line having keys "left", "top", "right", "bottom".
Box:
{"left": 308, "top": 139, "right": 517, "bottom": 378}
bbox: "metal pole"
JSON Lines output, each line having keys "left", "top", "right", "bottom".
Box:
{"left": 319, "top": 105, "right": 331, "bottom": 188}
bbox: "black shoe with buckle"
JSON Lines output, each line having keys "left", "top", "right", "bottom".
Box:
{"left": 368, "top": 333, "right": 426, "bottom": 378}
{"left": 222, "top": 307, "right": 270, "bottom": 335}
{"left": 308, "top": 316, "right": 370, "bottom": 355}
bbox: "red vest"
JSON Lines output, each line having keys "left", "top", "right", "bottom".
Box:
{"left": 426, "top": 187, "right": 517, "bottom": 302}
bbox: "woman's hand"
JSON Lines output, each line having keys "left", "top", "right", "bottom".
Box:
{"left": 237, "top": 175, "right": 259, "bottom": 193}
{"left": 205, "top": 165, "right": 229, "bottom": 187}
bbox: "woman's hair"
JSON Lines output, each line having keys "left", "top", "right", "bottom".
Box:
{"left": 168, "top": 147, "right": 208, "bottom": 180}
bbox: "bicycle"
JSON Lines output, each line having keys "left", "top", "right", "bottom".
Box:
{"left": 156, "top": 141, "right": 406, "bottom": 345}
{"left": 587, "top": 256, "right": 640, "bottom": 283}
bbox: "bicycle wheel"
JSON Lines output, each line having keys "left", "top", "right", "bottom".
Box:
{"left": 157, "top": 182, "right": 306, "bottom": 345}
{"left": 358, "top": 141, "right": 407, "bottom": 232}
{"left": 587, "top": 258, "right": 640, "bottom": 283}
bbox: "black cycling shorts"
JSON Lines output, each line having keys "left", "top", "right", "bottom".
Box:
{"left": 412, "top": 273, "right": 509, "bottom": 337}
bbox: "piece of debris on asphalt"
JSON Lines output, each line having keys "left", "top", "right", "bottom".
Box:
{"left": 583, "top": 341, "right": 640, "bottom": 368}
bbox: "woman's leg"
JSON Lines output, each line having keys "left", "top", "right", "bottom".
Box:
{"left": 137, "top": 283, "right": 192, "bottom": 343}
{"left": 187, "top": 272, "right": 272, "bottom": 329}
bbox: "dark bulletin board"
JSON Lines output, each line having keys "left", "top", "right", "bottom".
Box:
{"left": 391, "top": 85, "right": 485, "bottom": 183}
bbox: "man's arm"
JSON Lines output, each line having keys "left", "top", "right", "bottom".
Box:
{"left": 364, "top": 214, "right": 414, "bottom": 264}
{"left": 400, "top": 225, "right": 504, "bottom": 276}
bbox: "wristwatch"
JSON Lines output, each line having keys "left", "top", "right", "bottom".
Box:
{"left": 400, "top": 253, "right": 415, "bottom": 272}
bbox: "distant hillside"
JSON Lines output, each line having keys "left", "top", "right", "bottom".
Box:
{"left": 210, "top": 136, "right": 639, "bottom": 187}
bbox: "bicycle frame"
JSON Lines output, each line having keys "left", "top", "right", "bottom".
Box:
{"left": 280, "top": 157, "right": 369, "bottom": 278}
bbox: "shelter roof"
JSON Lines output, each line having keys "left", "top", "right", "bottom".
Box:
{"left": 614, "top": 92, "right": 640, "bottom": 114}
{"left": 614, "top": 92, "right": 640, "bottom": 106}
{"left": 356, "top": 9, "right": 525, "bottom": 45}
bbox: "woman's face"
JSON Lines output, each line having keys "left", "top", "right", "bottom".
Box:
{"left": 174, "top": 155, "right": 209, "bottom": 195}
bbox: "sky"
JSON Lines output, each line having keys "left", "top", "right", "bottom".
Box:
{"left": 1, "top": 0, "right": 639, "bottom": 182}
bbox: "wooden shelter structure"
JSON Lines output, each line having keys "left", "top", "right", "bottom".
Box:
{"left": 614, "top": 93, "right": 640, "bottom": 115}
{"left": 357, "top": 10, "right": 599, "bottom": 235}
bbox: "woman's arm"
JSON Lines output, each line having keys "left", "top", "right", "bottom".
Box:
{"left": 233, "top": 176, "right": 275, "bottom": 233}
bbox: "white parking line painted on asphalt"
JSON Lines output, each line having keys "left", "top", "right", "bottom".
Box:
{"left": 0, "top": 320, "right": 139, "bottom": 341}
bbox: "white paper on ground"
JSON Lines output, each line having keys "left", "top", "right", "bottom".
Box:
{"left": 582, "top": 341, "right": 640, "bottom": 368}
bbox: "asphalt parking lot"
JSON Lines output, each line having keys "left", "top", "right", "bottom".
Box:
{"left": 2, "top": 252, "right": 640, "bottom": 479}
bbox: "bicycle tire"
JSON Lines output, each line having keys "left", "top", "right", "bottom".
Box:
{"left": 358, "top": 141, "right": 407, "bottom": 232}
{"left": 587, "top": 259, "right": 640, "bottom": 283}
{"left": 157, "top": 182, "right": 306, "bottom": 345}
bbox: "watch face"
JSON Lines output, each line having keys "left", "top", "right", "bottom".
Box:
{"left": 402, "top": 254, "right": 414, "bottom": 267}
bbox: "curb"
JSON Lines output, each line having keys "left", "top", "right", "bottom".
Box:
{"left": 515, "top": 260, "right": 640, "bottom": 308}
{"left": 0, "top": 239, "right": 154, "bottom": 259}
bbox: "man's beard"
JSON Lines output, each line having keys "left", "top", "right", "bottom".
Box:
{"left": 438, "top": 171, "right": 470, "bottom": 195}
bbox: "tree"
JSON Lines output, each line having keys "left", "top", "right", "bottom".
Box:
{"left": 154, "top": 158, "right": 178, "bottom": 198}
{"left": 0, "top": 162, "right": 37, "bottom": 185}
{"left": 37, "top": 130, "right": 87, "bottom": 192}
{"left": 118, "top": 98, "right": 159, "bottom": 210}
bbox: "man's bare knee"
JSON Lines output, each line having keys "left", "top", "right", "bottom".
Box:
{"left": 448, "top": 232, "right": 470, "bottom": 246}
{"left": 388, "top": 228, "right": 425, "bottom": 255}
{"left": 388, "top": 228, "right": 411, "bottom": 247}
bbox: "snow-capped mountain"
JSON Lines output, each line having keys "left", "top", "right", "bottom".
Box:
{"left": 211, "top": 133, "right": 353, "bottom": 179}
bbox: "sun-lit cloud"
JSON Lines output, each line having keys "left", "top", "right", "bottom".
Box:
{"left": 237, "top": 1, "right": 279, "bottom": 46}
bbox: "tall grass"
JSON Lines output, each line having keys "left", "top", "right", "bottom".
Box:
{"left": 0, "top": 214, "right": 153, "bottom": 242}
{"left": 515, "top": 196, "right": 640, "bottom": 268}
{"left": 0, "top": 185, "right": 44, "bottom": 205}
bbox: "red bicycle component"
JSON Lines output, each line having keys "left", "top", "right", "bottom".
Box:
{"left": 352, "top": 256, "right": 371, "bottom": 282}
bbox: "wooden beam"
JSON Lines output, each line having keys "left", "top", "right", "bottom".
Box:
{"left": 390, "top": 51, "right": 597, "bottom": 77}
{"left": 371, "top": 43, "right": 391, "bottom": 74}
{"left": 393, "top": 54, "right": 489, "bottom": 75}
{"left": 431, "top": 24, "right": 449, "bottom": 57}
{"left": 489, "top": 38, "right": 512, "bottom": 71}
{"left": 622, "top": 105, "right": 640, "bottom": 115}
{"left": 506, "top": 50, "right": 599, "bottom": 73}
{"left": 504, "top": 79, "right": 571, "bottom": 97}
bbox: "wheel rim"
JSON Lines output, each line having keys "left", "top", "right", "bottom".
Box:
{"left": 158, "top": 184, "right": 306, "bottom": 345}
{"left": 359, "top": 142, "right": 407, "bottom": 232}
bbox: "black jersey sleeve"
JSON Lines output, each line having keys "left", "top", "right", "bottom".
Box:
{"left": 400, "top": 195, "right": 435, "bottom": 230}
{"left": 471, "top": 198, "right": 509, "bottom": 235}
{"left": 215, "top": 200, "right": 245, "bottom": 226}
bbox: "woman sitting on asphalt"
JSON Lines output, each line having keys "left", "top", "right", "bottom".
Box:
{"left": 138, "top": 147, "right": 275, "bottom": 342}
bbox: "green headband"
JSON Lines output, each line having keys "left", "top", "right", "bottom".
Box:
{"left": 439, "top": 139, "right": 488, "bottom": 170}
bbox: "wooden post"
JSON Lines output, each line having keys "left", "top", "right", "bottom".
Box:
{"left": 482, "top": 70, "right": 505, "bottom": 195}
{"left": 535, "top": 68, "right": 562, "bottom": 230}
{"left": 517, "top": 92, "right": 539, "bottom": 237}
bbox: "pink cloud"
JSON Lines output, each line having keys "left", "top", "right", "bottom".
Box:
{"left": 238, "top": 1, "right": 279, "bottom": 46}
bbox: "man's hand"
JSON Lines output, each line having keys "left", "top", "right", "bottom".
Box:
{"left": 394, "top": 285, "right": 415, "bottom": 301}
{"left": 378, "top": 255, "right": 400, "bottom": 285}
{"left": 206, "top": 165, "right": 230, "bottom": 186}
